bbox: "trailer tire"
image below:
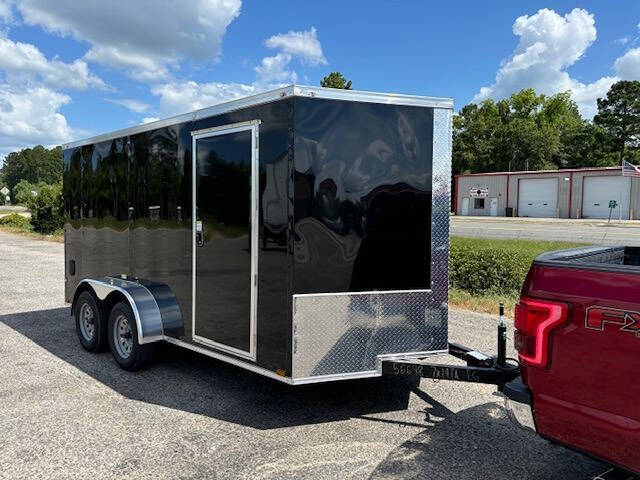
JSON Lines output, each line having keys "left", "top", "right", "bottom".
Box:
{"left": 108, "top": 301, "right": 154, "bottom": 371}
{"left": 74, "top": 290, "right": 108, "bottom": 352}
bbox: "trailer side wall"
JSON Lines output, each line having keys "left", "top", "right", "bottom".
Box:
{"left": 63, "top": 99, "right": 294, "bottom": 373}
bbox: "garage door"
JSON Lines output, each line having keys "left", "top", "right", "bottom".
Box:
{"left": 518, "top": 178, "right": 558, "bottom": 218}
{"left": 582, "top": 176, "right": 630, "bottom": 219}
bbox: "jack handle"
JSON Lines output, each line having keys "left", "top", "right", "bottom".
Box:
{"left": 497, "top": 302, "right": 507, "bottom": 368}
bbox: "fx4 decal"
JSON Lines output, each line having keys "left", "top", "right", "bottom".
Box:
{"left": 585, "top": 306, "right": 640, "bottom": 337}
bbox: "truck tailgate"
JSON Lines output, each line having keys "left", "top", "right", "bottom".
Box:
{"left": 520, "top": 247, "right": 640, "bottom": 474}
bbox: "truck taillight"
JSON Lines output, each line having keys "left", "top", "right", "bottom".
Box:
{"left": 514, "top": 298, "right": 568, "bottom": 368}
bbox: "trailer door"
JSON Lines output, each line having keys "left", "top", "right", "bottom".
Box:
{"left": 192, "top": 121, "right": 259, "bottom": 361}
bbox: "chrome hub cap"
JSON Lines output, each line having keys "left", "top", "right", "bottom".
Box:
{"left": 114, "top": 314, "right": 133, "bottom": 359}
{"left": 79, "top": 303, "right": 95, "bottom": 341}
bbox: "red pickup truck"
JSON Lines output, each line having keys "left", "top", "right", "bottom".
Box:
{"left": 504, "top": 246, "right": 640, "bottom": 476}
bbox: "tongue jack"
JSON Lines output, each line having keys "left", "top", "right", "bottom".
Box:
{"left": 498, "top": 302, "right": 507, "bottom": 368}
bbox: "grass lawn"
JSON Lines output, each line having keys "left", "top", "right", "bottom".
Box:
{"left": 0, "top": 225, "right": 64, "bottom": 242}
{"left": 449, "top": 287, "right": 520, "bottom": 318}
{"left": 451, "top": 236, "right": 587, "bottom": 257}
{"left": 448, "top": 236, "right": 588, "bottom": 317}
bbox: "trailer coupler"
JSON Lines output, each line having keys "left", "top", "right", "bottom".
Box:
{"left": 382, "top": 304, "right": 520, "bottom": 387}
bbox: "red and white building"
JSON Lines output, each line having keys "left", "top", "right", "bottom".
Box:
{"left": 454, "top": 167, "right": 640, "bottom": 219}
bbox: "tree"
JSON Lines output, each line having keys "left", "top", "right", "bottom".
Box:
{"left": 320, "top": 72, "right": 352, "bottom": 90}
{"left": 0, "top": 145, "right": 63, "bottom": 197}
{"left": 594, "top": 80, "right": 640, "bottom": 163}
{"left": 453, "top": 88, "right": 592, "bottom": 175}
{"left": 13, "top": 179, "right": 37, "bottom": 206}
{"left": 560, "top": 123, "right": 618, "bottom": 169}
{"left": 30, "top": 183, "right": 64, "bottom": 234}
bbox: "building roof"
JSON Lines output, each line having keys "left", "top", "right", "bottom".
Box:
{"left": 456, "top": 166, "right": 621, "bottom": 177}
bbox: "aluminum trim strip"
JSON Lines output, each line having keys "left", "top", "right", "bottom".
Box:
{"left": 62, "top": 85, "right": 452, "bottom": 150}
{"left": 293, "top": 288, "right": 431, "bottom": 299}
{"left": 191, "top": 119, "right": 261, "bottom": 137}
{"left": 376, "top": 349, "right": 448, "bottom": 361}
{"left": 164, "top": 337, "right": 292, "bottom": 384}
{"left": 191, "top": 134, "right": 197, "bottom": 348}
{"left": 192, "top": 335, "right": 255, "bottom": 361}
{"left": 291, "top": 371, "right": 379, "bottom": 385}
{"left": 293, "top": 85, "right": 453, "bottom": 109}
{"left": 191, "top": 122, "right": 259, "bottom": 361}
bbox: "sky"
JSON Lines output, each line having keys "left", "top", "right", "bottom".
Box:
{"left": 0, "top": 1, "right": 639, "bottom": 159}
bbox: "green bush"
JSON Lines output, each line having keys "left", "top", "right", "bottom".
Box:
{"left": 0, "top": 213, "right": 30, "bottom": 229}
{"left": 13, "top": 179, "right": 37, "bottom": 206}
{"left": 30, "top": 183, "right": 63, "bottom": 234}
{"left": 449, "top": 237, "right": 585, "bottom": 295}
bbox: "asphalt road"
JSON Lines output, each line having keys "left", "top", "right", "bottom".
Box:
{"left": 0, "top": 231, "right": 609, "bottom": 479}
{"left": 452, "top": 216, "right": 640, "bottom": 245}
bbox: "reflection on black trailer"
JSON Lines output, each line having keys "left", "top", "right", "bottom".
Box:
{"left": 63, "top": 85, "right": 453, "bottom": 385}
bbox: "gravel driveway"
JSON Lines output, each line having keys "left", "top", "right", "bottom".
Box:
{"left": 0, "top": 231, "right": 606, "bottom": 479}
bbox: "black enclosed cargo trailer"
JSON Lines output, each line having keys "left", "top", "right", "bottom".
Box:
{"left": 63, "top": 85, "right": 453, "bottom": 384}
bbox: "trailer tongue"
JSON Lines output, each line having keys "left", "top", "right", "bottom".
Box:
{"left": 382, "top": 304, "right": 520, "bottom": 387}
{"left": 382, "top": 341, "right": 519, "bottom": 386}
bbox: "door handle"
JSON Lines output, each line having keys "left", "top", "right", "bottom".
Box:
{"left": 196, "top": 220, "right": 204, "bottom": 247}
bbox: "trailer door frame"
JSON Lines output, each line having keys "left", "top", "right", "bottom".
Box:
{"left": 191, "top": 120, "right": 260, "bottom": 361}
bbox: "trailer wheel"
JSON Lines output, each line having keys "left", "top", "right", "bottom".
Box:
{"left": 74, "top": 291, "right": 108, "bottom": 352}
{"left": 108, "top": 301, "right": 154, "bottom": 371}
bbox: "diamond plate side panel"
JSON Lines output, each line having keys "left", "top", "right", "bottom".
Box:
{"left": 292, "top": 291, "right": 447, "bottom": 378}
{"left": 291, "top": 108, "right": 452, "bottom": 380}
{"left": 432, "top": 108, "right": 452, "bottom": 305}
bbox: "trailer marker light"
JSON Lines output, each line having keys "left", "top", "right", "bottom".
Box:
{"left": 276, "top": 369, "right": 286, "bottom": 377}
{"left": 514, "top": 298, "right": 568, "bottom": 368}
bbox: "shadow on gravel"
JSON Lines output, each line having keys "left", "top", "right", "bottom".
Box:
{"left": 2, "top": 307, "right": 616, "bottom": 478}
{"left": 368, "top": 400, "right": 606, "bottom": 480}
{"left": 1, "top": 307, "right": 420, "bottom": 430}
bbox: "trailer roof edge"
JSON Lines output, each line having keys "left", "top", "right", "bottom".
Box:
{"left": 62, "top": 85, "right": 453, "bottom": 150}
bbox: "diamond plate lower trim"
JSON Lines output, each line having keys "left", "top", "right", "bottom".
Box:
{"left": 292, "top": 290, "right": 448, "bottom": 378}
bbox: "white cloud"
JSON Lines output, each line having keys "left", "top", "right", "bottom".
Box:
{"left": 0, "top": 28, "right": 107, "bottom": 157}
{"left": 152, "top": 26, "right": 327, "bottom": 117}
{"left": 254, "top": 53, "right": 297, "bottom": 85}
{"left": 615, "top": 37, "right": 630, "bottom": 45}
{"left": 104, "top": 98, "right": 152, "bottom": 113}
{"left": 0, "top": 35, "right": 106, "bottom": 90}
{"left": 265, "top": 27, "right": 327, "bottom": 66}
{"left": 474, "top": 9, "right": 596, "bottom": 105}
{"left": 151, "top": 81, "right": 256, "bottom": 116}
{"left": 614, "top": 47, "right": 640, "bottom": 79}
{"left": 16, "top": 0, "right": 242, "bottom": 82}
{"left": 570, "top": 77, "right": 617, "bottom": 118}
{"left": 85, "top": 46, "right": 170, "bottom": 82}
{"left": 0, "top": 84, "right": 74, "bottom": 157}
{"left": 0, "top": 0, "right": 13, "bottom": 22}
{"left": 473, "top": 8, "right": 640, "bottom": 118}
{"left": 141, "top": 116, "right": 160, "bottom": 124}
